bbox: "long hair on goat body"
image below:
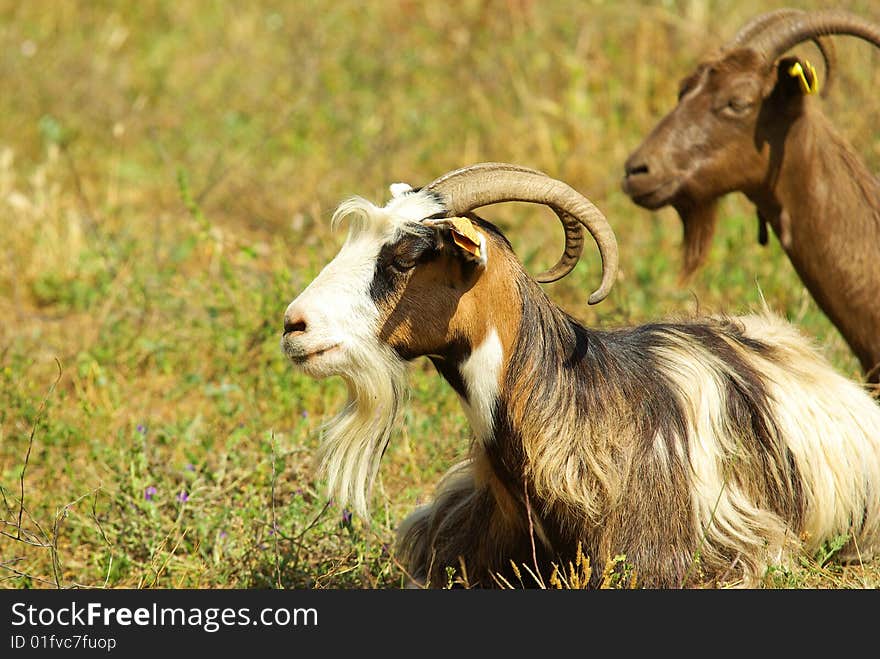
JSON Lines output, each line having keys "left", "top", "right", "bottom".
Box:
{"left": 399, "top": 265, "right": 880, "bottom": 587}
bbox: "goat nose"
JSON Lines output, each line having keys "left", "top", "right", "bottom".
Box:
{"left": 283, "top": 310, "right": 308, "bottom": 335}
{"left": 624, "top": 158, "right": 650, "bottom": 178}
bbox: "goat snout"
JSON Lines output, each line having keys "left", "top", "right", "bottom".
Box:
{"left": 621, "top": 151, "right": 681, "bottom": 209}
{"left": 622, "top": 153, "right": 653, "bottom": 195}
{"left": 623, "top": 156, "right": 650, "bottom": 178}
{"left": 283, "top": 308, "right": 308, "bottom": 336}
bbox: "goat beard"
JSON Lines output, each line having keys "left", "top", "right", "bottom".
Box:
{"left": 675, "top": 200, "right": 719, "bottom": 282}
{"left": 312, "top": 343, "right": 408, "bottom": 519}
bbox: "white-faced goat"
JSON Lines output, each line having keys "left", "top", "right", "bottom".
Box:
{"left": 283, "top": 162, "right": 880, "bottom": 588}
{"left": 622, "top": 9, "right": 880, "bottom": 384}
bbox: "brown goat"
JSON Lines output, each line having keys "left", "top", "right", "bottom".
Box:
{"left": 621, "top": 9, "right": 880, "bottom": 384}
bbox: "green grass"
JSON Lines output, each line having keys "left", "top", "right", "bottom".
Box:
{"left": 1, "top": 0, "right": 879, "bottom": 589}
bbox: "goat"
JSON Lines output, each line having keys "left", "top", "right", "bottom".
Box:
{"left": 282, "top": 162, "right": 880, "bottom": 588}
{"left": 621, "top": 9, "right": 880, "bottom": 384}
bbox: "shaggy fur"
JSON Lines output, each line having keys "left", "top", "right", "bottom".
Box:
{"left": 397, "top": 246, "right": 880, "bottom": 587}
{"left": 284, "top": 185, "right": 880, "bottom": 588}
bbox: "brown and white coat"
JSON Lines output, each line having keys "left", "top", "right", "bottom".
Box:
{"left": 283, "top": 163, "right": 880, "bottom": 588}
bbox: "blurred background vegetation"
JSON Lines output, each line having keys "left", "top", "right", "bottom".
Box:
{"left": 1, "top": 0, "right": 878, "bottom": 589}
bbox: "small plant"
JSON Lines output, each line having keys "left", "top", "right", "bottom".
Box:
{"left": 815, "top": 534, "right": 851, "bottom": 568}
{"left": 549, "top": 543, "right": 593, "bottom": 589}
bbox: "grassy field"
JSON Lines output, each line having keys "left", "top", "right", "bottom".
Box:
{"left": 2, "top": 0, "right": 879, "bottom": 589}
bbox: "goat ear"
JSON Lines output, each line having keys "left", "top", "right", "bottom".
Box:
{"left": 772, "top": 56, "right": 821, "bottom": 99}
{"left": 424, "top": 217, "right": 488, "bottom": 268}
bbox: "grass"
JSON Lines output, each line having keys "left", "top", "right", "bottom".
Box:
{"left": 1, "top": 0, "right": 879, "bottom": 589}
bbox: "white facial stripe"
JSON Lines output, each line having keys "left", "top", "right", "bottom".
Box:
{"left": 285, "top": 189, "right": 445, "bottom": 365}
{"left": 284, "top": 232, "right": 383, "bottom": 356}
{"left": 458, "top": 328, "right": 504, "bottom": 443}
{"left": 284, "top": 188, "right": 447, "bottom": 516}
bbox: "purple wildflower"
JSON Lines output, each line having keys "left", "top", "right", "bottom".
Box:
{"left": 301, "top": 411, "right": 308, "bottom": 418}
{"left": 144, "top": 486, "right": 157, "bottom": 501}
{"left": 184, "top": 463, "right": 195, "bottom": 472}
{"left": 136, "top": 424, "right": 147, "bottom": 435}
{"left": 176, "top": 490, "right": 189, "bottom": 503}
{"left": 341, "top": 509, "right": 353, "bottom": 525}
{"left": 219, "top": 531, "right": 228, "bottom": 539}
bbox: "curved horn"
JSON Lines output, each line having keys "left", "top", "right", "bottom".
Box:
{"left": 423, "top": 162, "right": 618, "bottom": 305}
{"left": 729, "top": 8, "right": 809, "bottom": 46}
{"left": 748, "top": 9, "right": 880, "bottom": 66}
{"left": 430, "top": 162, "right": 586, "bottom": 285}
{"left": 727, "top": 9, "right": 836, "bottom": 97}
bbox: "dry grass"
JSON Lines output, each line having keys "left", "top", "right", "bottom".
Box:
{"left": 1, "top": 0, "right": 879, "bottom": 589}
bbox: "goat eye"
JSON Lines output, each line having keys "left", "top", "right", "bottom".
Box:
{"left": 390, "top": 257, "right": 416, "bottom": 272}
{"left": 725, "top": 97, "right": 753, "bottom": 114}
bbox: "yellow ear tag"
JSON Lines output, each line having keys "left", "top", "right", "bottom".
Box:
{"left": 788, "top": 60, "right": 819, "bottom": 95}
{"left": 447, "top": 217, "right": 483, "bottom": 260}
